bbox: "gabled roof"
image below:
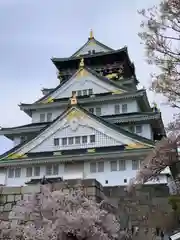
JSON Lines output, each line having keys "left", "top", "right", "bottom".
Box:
{"left": 52, "top": 47, "right": 127, "bottom": 64}
{"left": 71, "top": 32, "right": 113, "bottom": 57}
{"left": 34, "top": 66, "right": 130, "bottom": 104}
{"left": 1, "top": 103, "right": 154, "bottom": 160}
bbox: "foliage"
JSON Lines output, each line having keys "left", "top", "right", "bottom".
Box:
{"left": 127, "top": 135, "right": 179, "bottom": 191}
{"left": 168, "top": 195, "right": 180, "bottom": 212}
{"left": 0, "top": 185, "right": 122, "bottom": 240}
{"left": 138, "top": 0, "right": 180, "bottom": 108}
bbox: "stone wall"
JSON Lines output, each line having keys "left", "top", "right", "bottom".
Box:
{"left": 0, "top": 179, "right": 105, "bottom": 221}
{"left": 0, "top": 179, "right": 176, "bottom": 239}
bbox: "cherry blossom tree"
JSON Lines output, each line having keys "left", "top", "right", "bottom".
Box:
{"left": 138, "top": 0, "right": 180, "bottom": 108}
{"left": 127, "top": 135, "right": 179, "bottom": 192}
{"left": 0, "top": 184, "right": 123, "bottom": 240}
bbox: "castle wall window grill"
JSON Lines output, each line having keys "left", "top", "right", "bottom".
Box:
{"left": 128, "top": 125, "right": 142, "bottom": 134}
{"left": 119, "top": 160, "right": 126, "bottom": 170}
{"left": 26, "top": 167, "right": 33, "bottom": 177}
{"left": 122, "top": 104, "right": 127, "bottom": 113}
{"left": 90, "top": 161, "right": 104, "bottom": 173}
{"left": 46, "top": 164, "right": 59, "bottom": 176}
{"left": 114, "top": 104, "right": 120, "bottom": 114}
{"left": 40, "top": 113, "right": 45, "bottom": 122}
{"left": 72, "top": 89, "right": 93, "bottom": 97}
{"left": 110, "top": 160, "right": 118, "bottom": 171}
{"left": 132, "top": 160, "right": 139, "bottom": 170}
{"left": 34, "top": 166, "right": 40, "bottom": 176}
{"left": 8, "top": 168, "right": 21, "bottom": 178}
{"left": 47, "top": 112, "right": 52, "bottom": 122}
{"left": 75, "top": 136, "right": 81, "bottom": 144}
{"left": 96, "top": 107, "right": 101, "bottom": 116}
{"left": 54, "top": 138, "right": 59, "bottom": 146}
{"left": 114, "top": 104, "right": 128, "bottom": 114}
{"left": 68, "top": 137, "right": 74, "bottom": 145}
{"left": 15, "top": 168, "right": 21, "bottom": 178}
{"left": 88, "top": 108, "right": 94, "bottom": 114}
{"left": 135, "top": 125, "right": 142, "bottom": 134}
{"left": 55, "top": 135, "right": 96, "bottom": 147}
{"left": 8, "top": 168, "right": 14, "bottom": 178}
{"left": 110, "top": 160, "right": 126, "bottom": 171}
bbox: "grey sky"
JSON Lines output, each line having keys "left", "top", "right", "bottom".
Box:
{"left": 0, "top": 0, "right": 175, "bottom": 154}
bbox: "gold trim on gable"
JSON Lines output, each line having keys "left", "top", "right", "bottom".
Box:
{"left": 76, "top": 69, "right": 89, "bottom": 79}
{"left": 66, "top": 110, "right": 86, "bottom": 121}
{"left": 7, "top": 153, "right": 28, "bottom": 160}
{"left": 125, "top": 143, "right": 150, "bottom": 150}
{"left": 112, "top": 90, "right": 124, "bottom": 95}
{"left": 42, "top": 97, "right": 54, "bottom": 104}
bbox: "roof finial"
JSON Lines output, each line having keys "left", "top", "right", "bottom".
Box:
{"left": 89, "top": 29, "right": 94, "bottom": 39}
{"left": 70, "top": 92, "right": 77, "bottom": 105}
{"left": 79, "top": 58, "right": 84, "bottom": 68}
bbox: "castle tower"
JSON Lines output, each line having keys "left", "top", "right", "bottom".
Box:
{"left": 0, "top": 31, "right": 167, "bottom": 186}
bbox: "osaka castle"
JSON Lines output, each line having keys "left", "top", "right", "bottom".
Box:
{"left": 0, "top": 30, "right": 169, "bottom": 187}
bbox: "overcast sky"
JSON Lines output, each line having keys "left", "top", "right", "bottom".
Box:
{"left": 0, "top": 0, "right": 175, "bottom": 154}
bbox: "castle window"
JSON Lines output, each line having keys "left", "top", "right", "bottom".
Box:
{"left": 72, "top": 91, "right": 76, "bottom": 96}
{"left": 88, "top": 89, "right": 93, "bottom": 95}
{"left": 110, "top": 161, "right": 118, "bottom": 171}
{"left": 132, "top": 160, "right": 139, "bottom": 170}
{"left": 40, "top": 113, "right": 45, "bottom": 122}
{"left": 90, "top": 162, "right": 96, "bottom": 173}
{"left": 128, "top": 125, "right": 135, "bottom": 133}
{"left": 8, "top": 168, "right": 14, "bottom": 178}
{"left": 82, "top": 136, "right": 87, "bottom": 143}
{"left": 68, "top": 137, "right": 74, "bottom": 145}
{"left": 92, "top": 50, "right": 96, "bottom": 54}
{"left": 34, "top": 166, "right": 40, "bottom": 176}
{"left": 75, "top": 136, "right": 81, "bottom": 144}
{"left": 53, "top": 164, "right": 59, "bottom": 175}
{"left": 97, "top": 162, "right": 104, "bottom": 172}
{"left": 54, "top": 138, "right": 59, "bottom": 146}
{"left": 15, "top": 168, "right": 21, "bottom": 178}
{"left": 96, "top": 107, "right": 101, "bottom": 116}
{"left": 77, "top": 90, "right": 82, "bottom": 96}
{"left": 90, "top": 135, "right": 95, "bottom": 143}
{"left": 135, "top": 125, "right": 142, "bottom": 134}
{"left": 114, "top": 104, "right": 120, "bottom": 114}
{"left": 47, "top": 113, "right": 52, "bottom": 122}
{"left": 62, "top": 138, "right": 67, "bottom": 146}
{"left": 46, "top": 165, "right": 52, "bottom": 175}
{"left": 124, "top": 179, "right": 127, "bottom": 183}
{"left": 122, "top": 104, "right": 127, "bottom": 113}
{"left": 83, "top": 90, "right": 87, "bottom": 96}
{"left": 88, "top": 108, "right": 94, "bottom": 114}
{"left": 20, "top": 136, "right": 27, "bottom": 143}
{"left": 119, "top": 160, "right": 126, "bottom": 171}
{"left": 26, "top": 167, "right": 32, "bottom": 177}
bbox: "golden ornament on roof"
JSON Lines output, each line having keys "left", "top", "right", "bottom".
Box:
{"left": 89, "top": 29, "right": 94, "bottom": 39}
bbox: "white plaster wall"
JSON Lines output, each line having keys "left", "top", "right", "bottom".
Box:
{"left": 5, "top": 164, "right": 65, "bottom": 186}
{"left": 3, "top": 159, "right": 170, "bottom": 187}
{"left": 123, "top": 124, "right": 153, "bottom": 140}
{"left": 31, "top": 108, "right": 64, "bottom": 123}
{"left": 84, "top": 160, "right": 170, "bottom": 186}
{"left": 31, "top": 100, "right": 139, "bottom": 123}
